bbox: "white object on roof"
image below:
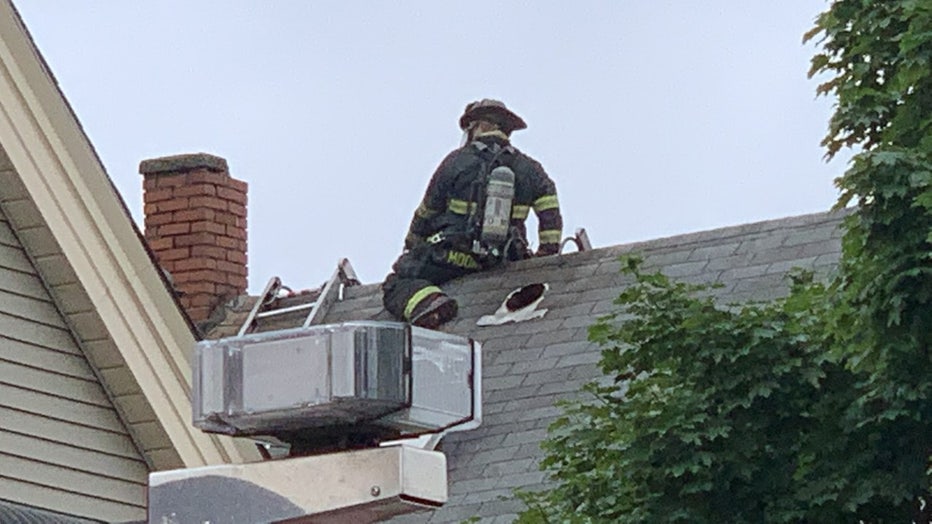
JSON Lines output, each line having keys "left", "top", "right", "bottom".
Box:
{"left": 477, "top": 283, "right": 549, "bottom": 326}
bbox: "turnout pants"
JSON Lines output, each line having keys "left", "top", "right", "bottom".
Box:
{"left": 383, "top": 243, "right": 492, "bottom": 321}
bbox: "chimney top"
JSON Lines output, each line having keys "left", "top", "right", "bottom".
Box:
{"left": 139, "top": 153, "right": 228, "bottom": 176}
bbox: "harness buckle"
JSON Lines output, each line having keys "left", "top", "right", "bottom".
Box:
{"left": 471, "top": 240, "right": 502, "bottom": 259}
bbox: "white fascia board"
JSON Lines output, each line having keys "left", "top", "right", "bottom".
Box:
{"left": 0, "top": 0, "right": 257, "bottom": 466}
{"left": 149, "top": 446, "right": 447, "bottom": 522}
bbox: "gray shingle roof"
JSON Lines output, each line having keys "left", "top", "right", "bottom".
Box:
{"left": 0, "top": 501, "right": 101, "bottom": 524}
{"left": 204, "top": 209, "right": 847, "bottom": 523}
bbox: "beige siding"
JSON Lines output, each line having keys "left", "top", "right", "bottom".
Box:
{"left": 0, "top": 213, "right": 147, "bottom": 521}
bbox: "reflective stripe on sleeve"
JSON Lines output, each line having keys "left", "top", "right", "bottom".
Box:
{"left": 415, "top": 202, "right": 438, "bottom": 219}
{"left": 533, "top": 194, "right": 560, "bottom": 212}
{"left": 511, "top": 205, "right": 530, "bottom": 219}
{"left": 404, "top": 285, "right": 443, "bottom": 320}
{"left": 448, "top": 199, "right": 477, "bottom": 215}
{"left": 539, "top": 229, "right": 562, "bottom": 244}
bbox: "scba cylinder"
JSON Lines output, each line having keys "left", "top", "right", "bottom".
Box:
{"left": 481, "top": 166, "right": 515, "bottom": 245}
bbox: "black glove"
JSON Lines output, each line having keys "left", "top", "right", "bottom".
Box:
{"left": 536, "top": 244, "right": 560, "bottom": 257}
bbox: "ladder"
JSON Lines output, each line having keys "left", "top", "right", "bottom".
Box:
{"left": 237, "top": 258, "right": 360, "bottom": 336}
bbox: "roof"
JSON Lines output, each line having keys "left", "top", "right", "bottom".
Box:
{"left": 0, "top": 500, "right": 99, "bottom": 524}
{"left": 0, "top": 0, "right": 256, "bottom": 470}
{"left": 205, "top": 208, "right": 847, "bottom": 522}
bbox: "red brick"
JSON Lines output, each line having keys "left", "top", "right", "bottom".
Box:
{"left": 190, "top": 196, "right": 228, "bottom": 211}
{"left": 145, "top": 212, "right": 174, "bottom": 228}
{"left": 157, "top": 198, "right": 190, "bottom": 213}
{"left": 146, "top": 237, "right": 173, "bottom": 251}
{"left": 218, "top": 271, "right": 244, "bottom": 284}
{"left": 144, "top": 187, "right": 174, "bottom": 203}
{"left": 190, "top": 220, "right": 226, "bottom": 235}
{"left": 224, "top": 240, "right": 246, "bottom": 252}
{"left": 174, "top": 258, "right": 218, "bottom": 272}
{"left": 207, "top": 271, "right": 233, "bottom": 284}
{"left": 188, "top": 170, "right": 228, "bottom": 185}
{"left": 226, "top": 225, "right": 247, "bottom": 240}
{"left": 157, "top": 222, "right": 191, "bottom": 236}
{"left": 190, "top": 245, "right": 227, "bottom": 259}
{"left": 154, "top": 247, "right": 190, "bottom": 261}
{"left": 217, "top": 260, "right": 247, "bottom": 276}
{"left": 227, "top": 274, "right": 248, "bottom": 289}
{"left": 216, "top": 236, "right": 239, "bottom": 249}
{"left": 144, "top": 202, "right": 159, "bottom": 216}
{"left": 174, "top": 232, "right": 217, "bottom": 247}
{"left": 181, "top": 282, "right": 216, "bottom": 295}
{"left": 226, "top": 251, "right": 247, "bottom": 264}
{"left": 213, "top": 213, "right": 237, "bottom": 226}
{"left": 217, "top": 186, "right": 247, "bottom": 205}
{"left": 153, "top": 173, "right": 189, "bottom": 188}
{"left": 228, "top": 202, "right": 246, "bottom": 218}
{"left": 143, "top": 177, "right": 160, "bottom": 191}
{"left": 174, "top": 269, "right": 227, "bottom": 285}
{"left": 173, "top": 208, "right": 215, "bottom": 223}
{"left": 235, "top": 217, "right": 247, "bottom": 228}
{"left": 227, "top": 178, "right": 248, "bottom": 193}
{"left": 175, "top": 184, "right": 217, "bottom": 198}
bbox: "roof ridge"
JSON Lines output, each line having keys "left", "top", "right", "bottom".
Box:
{"left": 505, "top": 208, "right": 849, "bottom": 270}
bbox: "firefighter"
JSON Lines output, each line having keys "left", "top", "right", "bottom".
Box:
{"left": 382, "top": 99, "right": 563, "bottom": 329}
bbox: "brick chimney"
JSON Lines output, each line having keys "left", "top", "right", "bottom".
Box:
{"left": 140, "top": 153, "right": 247, "bottom": 323}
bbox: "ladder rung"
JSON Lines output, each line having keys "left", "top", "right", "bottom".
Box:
{"left": 237, "top": 259, "right": 359, "bottom": 336}
{"left": 256, "top": 302, "right": 317, "bottom": 319}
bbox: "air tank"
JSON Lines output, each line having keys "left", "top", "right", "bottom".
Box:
{"left": 480, "top": 166, "right": 515, "bottom": 246}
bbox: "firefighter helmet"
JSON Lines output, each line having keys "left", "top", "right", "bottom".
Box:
{"left": 459, "top": 99, "right": 527, "bottom": 133}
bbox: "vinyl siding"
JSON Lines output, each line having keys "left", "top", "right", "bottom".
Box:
{"left": 0, "top": 213, "right": 148, "bottom": 522}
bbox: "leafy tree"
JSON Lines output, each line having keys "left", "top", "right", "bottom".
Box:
{"left": 516, "top": 0, "right": 932, "bottom": 521}
{"left": 517, "top": 262, "right": 855, "bottom": 523}
{"left": 807, "top": 0, "right": 932, "bottom": 519}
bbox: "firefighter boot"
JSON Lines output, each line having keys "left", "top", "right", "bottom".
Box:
{"left": 410, "top": 293, "right": 458, "bottom": 330}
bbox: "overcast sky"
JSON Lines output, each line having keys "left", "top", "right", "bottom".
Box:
{"left": 15, "top": 1, "right": 845, "bottom": 293}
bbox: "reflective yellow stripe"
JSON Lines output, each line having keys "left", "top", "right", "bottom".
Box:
{"left": 539, "top": 229, "right": 562, "bottom": 244}
{"left": 448, "top": 199, "right": 468, "bottom": 214}
{"left": 404, "top": 285, "right": 443, "bottom": 320}
{"left": 533, "top": 194, "right": 560, "bottom": 212}
{"left": 511, "top": 205, "right": 530, "bottom": 219}
{"left": 446, "top": 250, "right": 479, "bottom": 269}
{"left": 448, "top": 199, "right": 477, "bottom": 215}
{"left": 415, "top": 202, "right": 438, "bottom": 219}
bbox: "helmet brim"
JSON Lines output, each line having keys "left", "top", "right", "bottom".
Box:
{"left": 459, "top": 106, "right": 527, "bottom": 133}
